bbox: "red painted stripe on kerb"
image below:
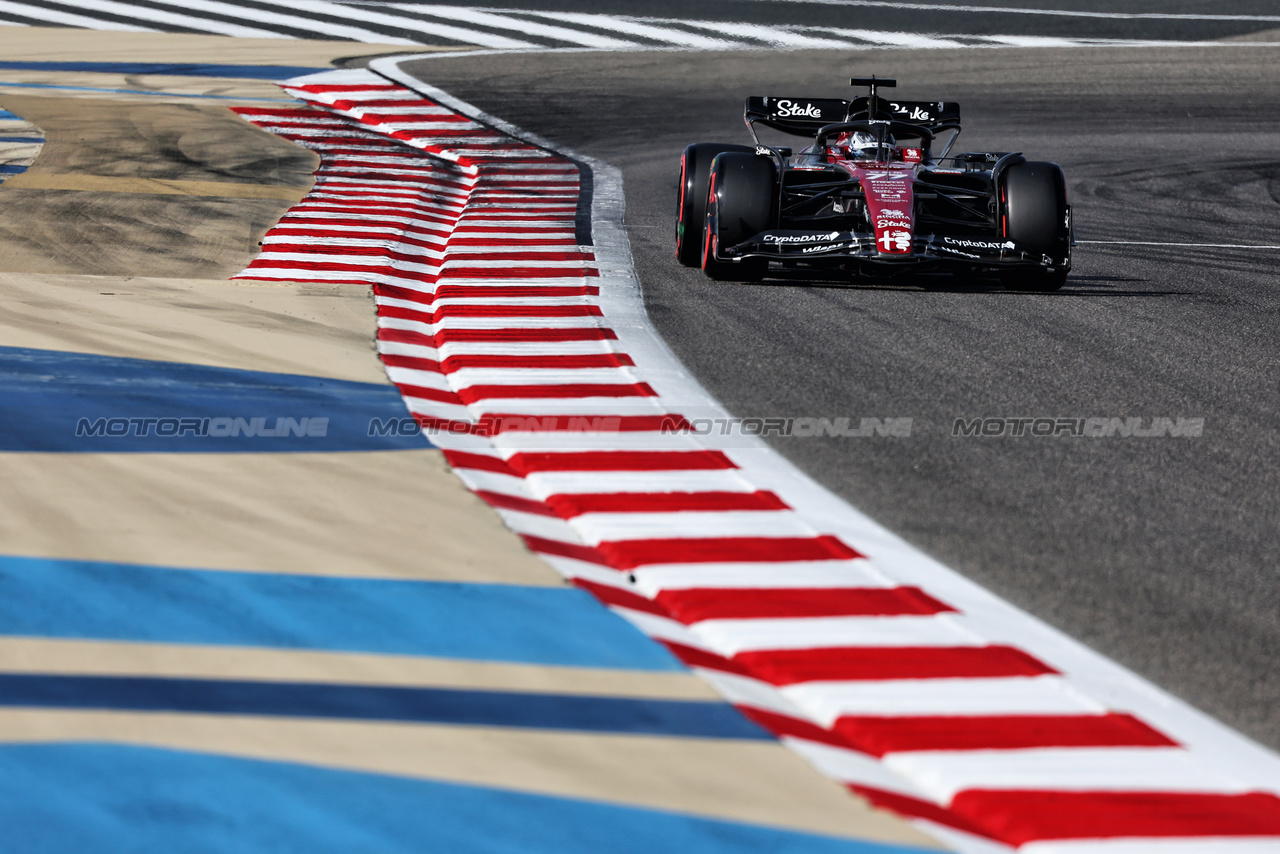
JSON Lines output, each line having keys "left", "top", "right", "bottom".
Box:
{"left": 596, "top": 535, "right": 863, "bottom": 569}
{"left": 455, "top": 383, "right": 655, "bottom": 403}
{"left": 520, "top": 534, "right": 606, "bottom": 565}
{"left": 433, "top": 285, "right": 600, "bottom": 300}
{"left": 474, "top": 490, "right": 560, "bottom": 517}
{"left": 441, "top": 267, "right": 600, "bottom": 280}
{"left": 573, "top": 578, "right": 669, "bottom": 617}
{"left": 378, "top": 327, "right": 619, "bottom": 345}
{"left": 379, "top": 353, "right": 636, "bottom": 373}
{"left": 544, "top": 490, "right": 789, "bottom": 517}
{"left": 469, "top": 414, "right": 684, "bottom": 435}
{"left": 733, "top": 645, "right": 1058, "bottom": 684}
{"left": 443, "top": 450, "right": 515, "bottom": 476}
{"left": 504, "top": 450, "right": 736, "bottom": 473}
{"left": 849, "top": 785, "right": 994, "bottom": 839}
{"left": 950, "top": 790, "right": 1280, "bottom": 846}
{"left": 654, "top": 586, "right": 954, "bottom": 622}
{"left": 379, "top": 305, "right": 604, "bottom": 321}
{"left": 832, "top": 713, "right": 1179, "bottom": 756}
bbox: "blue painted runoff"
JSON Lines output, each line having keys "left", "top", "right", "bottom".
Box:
{"left": 0, "top": 61, "right": 327, "bottom": 80}
{"left": 0, "top": 555, "right": 682, "bottom": 670}
{"left": 0, "top": 674, "right": 766, "bottom": 739}
{"left": 0, "top": 345, "right": 430, "bottom": 452}
{"left": 0, "top": 744, "right": 937, "bottom": 854}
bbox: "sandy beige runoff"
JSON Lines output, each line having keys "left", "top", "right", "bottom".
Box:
{"left": 0, "top": 638, "right": 719, "bottom": 699}
{"left": 0, "top": 273, "right": 389, "bottom": 382}
{"left": 0, "top": 709, "right": 941, "bottom": 847}
{"left": 0, "top": 26, "right": 427, "bottom": 68}
{"left": 0, "top": 94, "right": 315, "bottom": 278}
{"left": 0, "top": 451, "right": 558, "bottom": 583}
{"left": 2, "top": 173, "right": 308, "bottom": 198}
{"left": 0, "top": 27, "right": 454, "bottom": 104}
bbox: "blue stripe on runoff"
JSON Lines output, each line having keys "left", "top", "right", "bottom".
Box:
{"left": 0, "top": 674, "right": 767, "bottom": 739}
{"left": 0, "top": 745, "right": 936, "bottom": 854}
{"left": 0, "top": 345, "right": 430, "bottom": 452}
{"left": 0, "top": 61, "right": 328, "bottom": 80}
{"left": 0, "top": 555, "right": 682, "bottom": 670}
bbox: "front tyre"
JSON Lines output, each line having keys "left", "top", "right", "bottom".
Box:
{"left": 701, "top": 151, "right": 775, "bottom": 282}
{"left": 1001, "top": 160, "right": 1070, "bottom": 292}
{"left": 676, "top": 142, "right": 755, "bottom": 267}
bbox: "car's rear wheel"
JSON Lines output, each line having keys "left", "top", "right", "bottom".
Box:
{"left": 676, "top": 143, "right": 755, "bottom": 267}
{"left": 702, "top": 151, "right": 775, "bottom": 282}
{"left": 1000, "top": 160, "right": 1070, "bottom": 292}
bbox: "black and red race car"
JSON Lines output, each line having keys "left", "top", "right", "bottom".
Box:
{"left": 676, "top": 76, "right": 1072, "bottom": 290}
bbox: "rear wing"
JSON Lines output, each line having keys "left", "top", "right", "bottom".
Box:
{"left": 848, "top": 96, "right": 959, "bottom": 129}
{"left": 745, "top": 96, "right": 960, "bottom": 137}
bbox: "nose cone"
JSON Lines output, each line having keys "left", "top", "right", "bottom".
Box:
{"left": 861, "top": 173, "right": 915, "bottom": 255}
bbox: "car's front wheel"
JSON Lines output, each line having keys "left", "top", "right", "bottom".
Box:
{"left": 701, "top": 151, "right": 775, "bottom": 282}
{"left": 676, "top": 143, "right": 755, "bottom": 267}
{"left": 1000, "top": 160, "right": 1070, "bottom": 292}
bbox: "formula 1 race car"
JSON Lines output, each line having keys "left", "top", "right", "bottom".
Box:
{"left": 676, "top": 76, "right": 1072, "bottom": 290}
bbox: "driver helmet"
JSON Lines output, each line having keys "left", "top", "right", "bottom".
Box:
{"left": 839, "top": 130, "right": 893, "bottom": 159}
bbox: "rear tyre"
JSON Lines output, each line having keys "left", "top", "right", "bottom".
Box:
{"left": 702, "top": 151, "right": 775, "bottom": 282}
{"left": 676, "top": 143, "right": 755, "bottom": 267}
{"left": 1000, "top": 160, "right": 1070, "bottom": 292}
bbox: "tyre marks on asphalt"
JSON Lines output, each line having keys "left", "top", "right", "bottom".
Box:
{"left": 232, "top": 61, "right": 1280, "bottom": 851}
{"left": 0, "top": 105, "right": 42, "bottom": 184}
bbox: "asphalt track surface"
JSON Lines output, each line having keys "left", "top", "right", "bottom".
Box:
{"left": 402, "top": 41, "right": 1280, "bottom": 750}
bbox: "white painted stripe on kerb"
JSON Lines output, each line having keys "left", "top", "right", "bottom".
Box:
{"left": 0, "top": 0, "right": 156, "bottom": 31}
{"left": 821, "top": 28, "right": 969, "bottom": 49}
{"left": 785, "top": 738, "right": 933, "bottom": 798}
{"left": 378, "top": 4, "right": 640, "bottom": 48}
{"left": 41, "top": 0, "right": 285, "bottom": 37}
{"left": 1021, "top": 839, "right": 1280, "bottom": 854}
{"left": 568, "top": 510, "right": 815, "bottom": 544}
{"left": 680, "top": 20, "right": 856, "bottom": 49}
{"left": 294, "top": 0, "right": 540, "bottom": 48}
{"left": 781, "top": 676, "right": 1102, "bottom": 724}
{"left": 169, "top": 0, "right": 420, "bottom": 43}
{"left": 884, "top": 747, "right": 1251, "bottom": 801}
{"left": 522, "top": 12, "right": 737, "bottom": 49}
{"left": 748, "top": 0, "right": 1280, "bottom": 24}
{"left": 632, "top": 561, "right": 891, "bottom": 592}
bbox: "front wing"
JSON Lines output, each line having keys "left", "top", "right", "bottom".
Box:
{"left": 721, "top": 229, "right": 1070, "bottom": 271}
